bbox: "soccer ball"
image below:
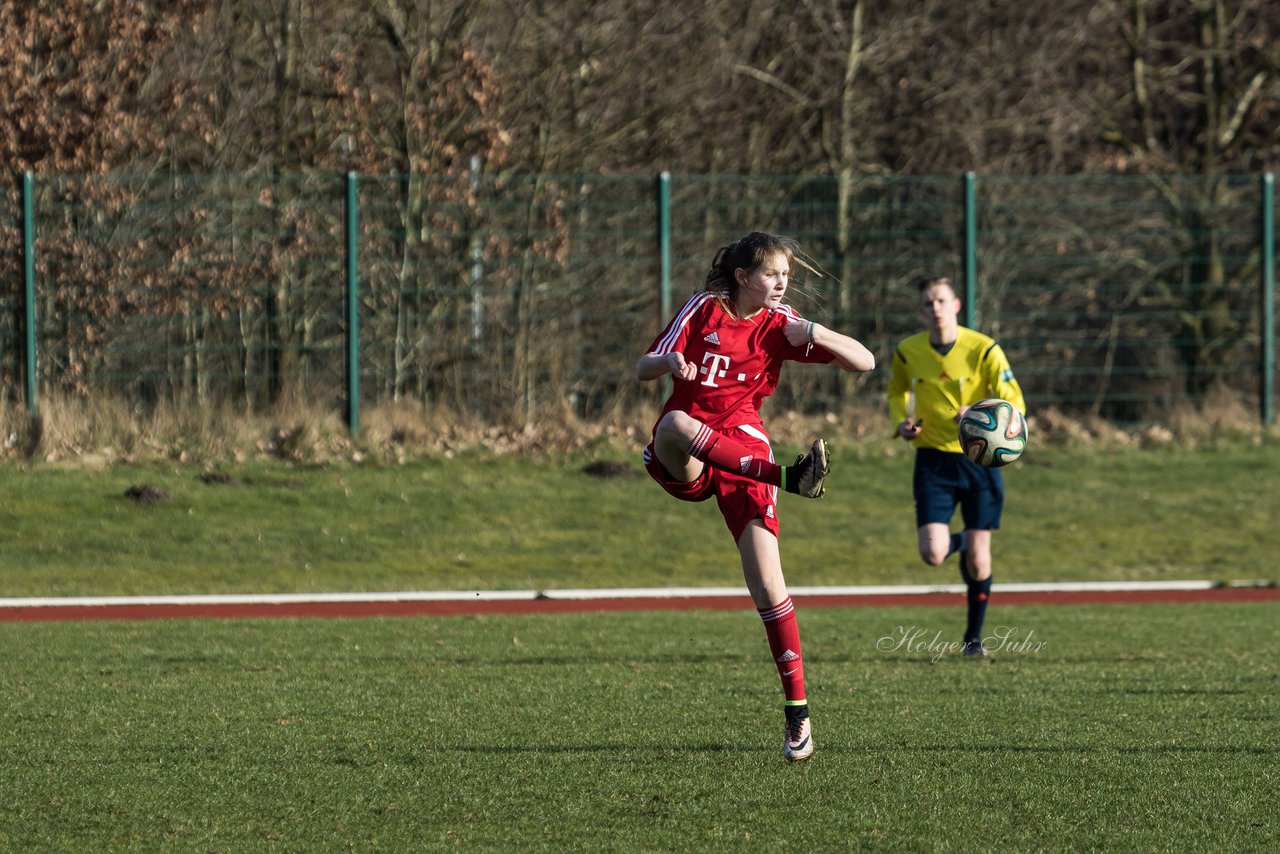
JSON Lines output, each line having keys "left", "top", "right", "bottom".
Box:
{"left": 958, "top": 398, "right": 1028, "bottom": 467}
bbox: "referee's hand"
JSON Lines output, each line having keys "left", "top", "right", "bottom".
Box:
{"left": 897, "top": 419, "right": 923, "bottom": 440}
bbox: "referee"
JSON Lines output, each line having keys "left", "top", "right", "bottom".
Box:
{"left": 887, "top": 276, "right": 1027, "bottom": 657}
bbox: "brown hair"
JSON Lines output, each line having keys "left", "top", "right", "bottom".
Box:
{"left": 704, "top": 232, "right": 804, "bottom": 305}
{"left": 916, "top": 275, "right": 954, "bottom": 292}
{"left": 706, "top": 230, "right": 824, "bottom": 313}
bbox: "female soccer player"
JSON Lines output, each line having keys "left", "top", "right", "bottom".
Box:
{"left": 887, "top": 276, "right": 1027, "bottom": 657}
{"left": 636, "top": 231, "right": 875, "bottom": 761}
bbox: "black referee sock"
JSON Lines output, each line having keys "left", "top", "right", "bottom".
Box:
{"left": 948, "top": 531, "right": 966, "bottom": 558}
{"left": 963, "top": 570, "right": 992, "bottom": 645}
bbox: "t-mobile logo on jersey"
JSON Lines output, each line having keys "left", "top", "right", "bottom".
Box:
{"left": 701, "top": 352, "right": 732, "bottom": 387}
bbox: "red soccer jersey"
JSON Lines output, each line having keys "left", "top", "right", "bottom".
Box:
{"left": 646, "top": 292, "right": 834, "bottom": 433}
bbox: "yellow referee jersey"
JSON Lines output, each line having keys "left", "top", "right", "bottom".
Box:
{"left": 887, "top": 327, "right": 1026, "bottom": 453}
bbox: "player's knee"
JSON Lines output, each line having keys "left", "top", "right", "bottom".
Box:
{"left": 966, "top": 557, "right": 992, "bottom": 580}
{"left": 919, "top": 549, "right": 947, "bottom": 567}
{"left": 656, "top": 410, "right": 696, "bottom": 440}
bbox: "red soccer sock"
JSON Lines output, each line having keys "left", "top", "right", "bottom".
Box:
{"left": 688, "top": 424, "right": 782, "bottom": 485}
{"left": 759, "top": 597, "right": 806, "bottom": 704}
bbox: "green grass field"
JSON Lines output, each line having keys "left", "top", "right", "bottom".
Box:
{"left": 1, "top": 441, "right": 1276, "bottom": 850}
{"left": 1, "top": 602, "right": 1275, "bottom": 850}
{"left": 1, "top": 439, "right": 1277, "bottom": 596}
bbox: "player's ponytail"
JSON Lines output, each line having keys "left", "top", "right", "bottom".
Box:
{"left": 704, "top": 239, "right": 739, "bottom": 296}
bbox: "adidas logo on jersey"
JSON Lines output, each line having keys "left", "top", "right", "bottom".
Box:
{"left": 704, "top": 331, "right": 720, "bottom": 346}
{"left": 776, "top": 649, "right": 800, "bottom": 664}
{"left": 764, "top": 505, "right": 775, "bottom": 519}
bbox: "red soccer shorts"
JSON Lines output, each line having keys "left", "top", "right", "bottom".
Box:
{"left": 643, "top": 424, "right": 781, "bottom": 543}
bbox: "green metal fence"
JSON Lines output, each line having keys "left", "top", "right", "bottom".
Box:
{"left": 4, "top": 171, "right": 1277, "bottom": 429}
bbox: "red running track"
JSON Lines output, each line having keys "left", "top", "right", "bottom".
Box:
{"left": 1, "top": 586, "right": 1276, "bottom": 623}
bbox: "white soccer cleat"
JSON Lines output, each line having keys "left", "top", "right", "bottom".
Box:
{"left": 783, "top": 707, "right": 814, "bottom": 761}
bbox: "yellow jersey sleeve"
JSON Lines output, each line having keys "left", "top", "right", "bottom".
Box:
{"left": 886, "top": 344, "right": 914, "bottom": 433}
{"left": 977, "top": 342, "right": 1026, "bottom": 416}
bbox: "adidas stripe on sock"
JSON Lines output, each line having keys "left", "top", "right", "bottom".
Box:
{"left": 689, "top": 424, "right": 782, "bottom": 485}
{"left": 759, "top": 597, "right": 806, "bottom": 704}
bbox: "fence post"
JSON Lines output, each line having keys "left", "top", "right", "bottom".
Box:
{"left": 963, "top": 171, "right": 978, "bottom": 329}
{"left": 470, "top": 155, "right": 484, "bottom": 342}
{"left": 20, "top": 171, "right": 37, "bottom": 414}
{"left": 345, "top": 171, "right": 360, "bottom": 435}
{"left": 657, "top": 171, "right": 672, "bottom": 322}
{"left": 657, "top": 171, "right": 672, "bottom": 398}
{"left": 1263, "top": 171, "right": 1275, "bottom": 426}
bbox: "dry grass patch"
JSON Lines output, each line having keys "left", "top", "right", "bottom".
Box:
{"left": 1, "top": 392, "right": 1274, "bottom": 469}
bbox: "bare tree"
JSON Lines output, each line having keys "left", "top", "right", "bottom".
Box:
{"left": 1096, "top": 0, "right": 1279, "bottom": 396}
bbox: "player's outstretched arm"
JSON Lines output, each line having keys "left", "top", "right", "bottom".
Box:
{"left": 636, "top": 351, "right": 698, "bottom": 382}
{"left": 786, "top": 319, "right": 875, "bottom": 373}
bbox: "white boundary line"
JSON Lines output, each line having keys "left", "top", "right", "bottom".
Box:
{"left": 0, "top": 579, "right": 1247, "bottom": 609}
{"left": 544, "top": 580, "right": 1223, "bottom": 600}
{"left": 0, "top": 590, "right": 541, "bottom": 608}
